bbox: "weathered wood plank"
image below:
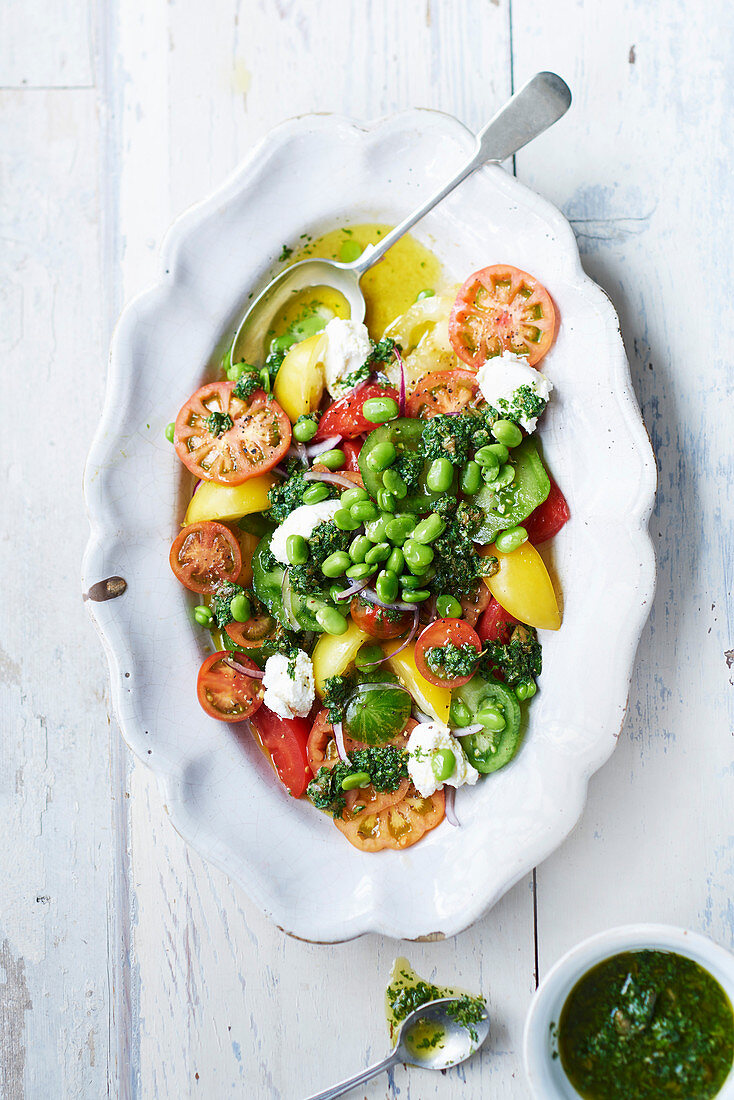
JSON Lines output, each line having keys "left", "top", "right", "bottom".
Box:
{"left": 512, "top": 0, "right": 734, "bottom": 970}
{"left": 0, "top": 85, "right": 113, "bottom": 1098}
{"left": 0, "top": 0, "right": 94, "bottom": 88}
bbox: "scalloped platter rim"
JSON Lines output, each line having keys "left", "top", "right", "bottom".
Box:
{"left": 82, "top": 109, "right": 656, "bottom": 942}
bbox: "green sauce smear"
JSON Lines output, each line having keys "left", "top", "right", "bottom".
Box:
{"left": 385, "top": 957, "right": 486, "bottom": 1059}
{"left": 558, "top": 949, "right": 734, "bottom": 1100}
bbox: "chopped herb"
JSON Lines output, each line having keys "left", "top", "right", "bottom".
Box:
{"left": 306, "top": 745, "right": 409, "bottom": 818}
{"left": 211, "top": 582, "right": 247, "bottom": 628}
{"left": 233, "top": 369, "right": 261, "bottom": 401}
{"left": 392, "top": 452, "right": 423, "bottom": 491}
{"left": 321, "top": 673, "right": 354, "bottom": 723}
{"left": 428, "top": 502, "right": 497, "bottom": 598}
{"left": 205, "top": 411, "right": 234, "bottom": 436}
{"left": 420, "top": 413, "right": 481, "bottom": 466}
{"left": 480, "top": 626, "right": 542, "bottom": 686}
{"left": 289, "top": 521, "right": 351, "bottom": 595}
{"left": 488, "top": 383, "right": 547, "bottom": 427}
{"left": 278, "top": 244, "right": 293, "bottom": 262}
{"left": 425, "top": 643, "right": 479, "bottom": 679}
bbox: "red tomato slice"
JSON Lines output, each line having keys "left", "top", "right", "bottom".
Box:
{"left": 224, "top": 611, "right": 276, "bottom": 649}
{"left": 307, "top": 709, "right": 339, "bottom": 775}
{"left": 250, "top": 706, "right": 311, "bottom": 797}
{"left": 414, "top": 618, "right": 482, "bottom": 688}
{"left": 523, "top": 475, "right": 570, "bottom": 544}
{"left": 315, "top": 383, "right": 399, "bottom": 440}
{"left": 341, "top": 438, "right": 363, "bottom": 472}
{"left": 169, "top": 521, "right": 242, "bottom": 594}
{"left": 196, "top": 652, "right": 264, "bottom": 722}
{"left": 405, "top": 369, "right": 479, "bottom": 418}
{"left": 477, "top": 598, "right": 520, "bottom": 645}
{"left": 449, "top": 265, "right": 556, "bottom": 368}
{"left": 174, "top": 382, "right": 291, "bottom": 485}
{"left": 350, "top": 596, "right": 413, "bottom": 640}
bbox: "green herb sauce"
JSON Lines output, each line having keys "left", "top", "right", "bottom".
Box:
{"left": 558, "top": 950, "right": 734, "bottom": 1100}
{"left": 385, "top": 957, "right": 486, "bottom": 1059}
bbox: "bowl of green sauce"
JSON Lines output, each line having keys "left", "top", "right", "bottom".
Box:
{"left": 524, "top": 925, "right": 734, "bottom": 1100}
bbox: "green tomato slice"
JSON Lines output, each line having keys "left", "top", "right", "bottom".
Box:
{"left": 473, "top": 437, "right": 550, "bottom": 544}
{"left": 455, "top": 675, "right": 522, "bottom": 773}
{"left": 359, "top": 418, "right": 457, "bottom": 514}
{"left": 251, "top": 533, "right": 324, "bottom": 632}
{"left": 343, "top": 681, "right": 412, "bottom": 746}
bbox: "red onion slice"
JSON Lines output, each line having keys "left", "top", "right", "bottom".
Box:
{"left": 303, "top": 470, "right": 358, "bottom": 490}
{"left": 412, "top": 705, "right": 434, "bottom": 724}
{"left": 444, "top": 785, "right": 460, "bottom": 827}
{"left": 333, "top": 720, "right": 349, "bottom": 764}
{"left": 334, "top": 575, "right": 371, "bottom": 601}
{"left": 286, "top": 442, "right": 309, "bottom": 466}
{"left": 225, "top": 656, "right": 265, "bottom": 680}
{"left": 358, "top": 588, "right": 416, "bottom": 613}
{"left": 455, "top": 723, "right": 484, "bottom": 736}
{"left": 395, "top": 348, "right": 406, "bottom": 415}
{"left": 358, "top": 609, "right": 420, "bottom": 666}
{"left": 307, "top": 435, "right": 342, "bottom": 458}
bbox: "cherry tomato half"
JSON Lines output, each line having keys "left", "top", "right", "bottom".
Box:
{"left": 350, "top": 597, "right": 413, "bottom": 640}
{"left": 477, "top": 597, "right": 520, "bottom": 645}
{"left": 250, "top": 706, "right": 311, "bottom": 797}
{"left": 169, "top": 521, "right": 242, "bottom": 594}
{"left": 174, "top": 382, "right": 291, "bottom": 485}
{"left": 405, "top": 369, "right": 479, "bottom": 418}
{"left": 315, "top": 383, "right": 399, "bottom": 440}
{"left": 196, "top": 652, "right": 264, "bottom": 722}
{"left": 414, "top": 618, "right": 482, "bottom": 688}
{"left": 449, "top": 264, "right": 556, "bottom": 368}
{"left": 459, "top": 580, "right": 492, "bottom": 628}
{"left": 224, "top": 611, "right": 276, "bottom": 648}
{"left": 523, "top": 475, "right": 570, "bottom": 544}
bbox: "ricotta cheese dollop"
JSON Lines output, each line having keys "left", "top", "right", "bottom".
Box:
{"left": 406, "top": 721, "right": 479, "bottom": 799}
{"left": 322, "top": 318, "right": 372, "bottom": 398}
{"left": 475, "top": 351, "right": 553, "bottom": 433}
{"left": 262, "top": 649, "right": 315, "bottom": 719}
{"left": 270, "top": 500, "right": 341, "bottom": 565}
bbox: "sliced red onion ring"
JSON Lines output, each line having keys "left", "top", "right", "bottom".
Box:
{"left": 357, "top": 609, "right": 420, "bottom": 666}
{"left": 302, "top": 470, "right": 357, "bottom": 490}
{"left": 286, "top": 442, "right": 308, "bottom": 466}
{"left": 192, "top": 478, "right": 203, "bottom": 495}
{"left": 455, "top": 723, "right": 484, "bottom": 736}
{"left": 307, "top": 435, "right": 342, "bottom": 458}
{"left": 273, "top": 464, "right": 289, "bottom": 477}
{"left": 225, "top": 656, "right": 265, "bottom": 680}
{"left": 444, "top": 785, "right": 460, "bottom": 827}
{"left": 412, "top": 705, "right": 434, "bottom": 724}
{"left": 358, "top": 588, "right": 416, "bottom": 613}
{"left": 395, "top": 348, "right": 406, "bottom": 415}
{"left": 333, "top": 720, "right": 349, "bottom": 764}
{"left": 334, "top": 575, "right": 371, "bottom": 601}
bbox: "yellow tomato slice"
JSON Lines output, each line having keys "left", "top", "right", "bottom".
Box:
{"left": 273, "top": 333, "right": 326, "bottom": 422}
{"left": 312, "top": 619, "right": 370, "bottom": 697}
{"left": 381, "top": 641, "right": 452, "bottom": 724}
{"left": 482, "top": 541, "right": 561, "bottom": 631}
{"left": 183, "top": 474, "right": 276, "bottom": 526}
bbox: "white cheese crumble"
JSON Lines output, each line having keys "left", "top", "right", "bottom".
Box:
{"left": 270, "top": 500, "right": 341, "bottom": 565}
{"left": 406, "top": 721, "right": 479, "bottom": 799}
{"left": 262, "top": 649, "right": 315, "bottom": 719}
{"left": 475, "top": 351, "right": 553, "bottom": 433}
{"left": 322, "top": 318, "right": 372, "bottom": 398}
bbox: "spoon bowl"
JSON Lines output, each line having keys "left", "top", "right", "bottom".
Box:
{"left": 303, "top": 996, "right": 490, "bottom": 1099}
{"left": 230, "top": 72, "right": 571, "bottom": 367}
{"left": 395, "top": 996, "right": 491, "bottom": 1070}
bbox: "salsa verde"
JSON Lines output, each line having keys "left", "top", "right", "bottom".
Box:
{"left": 558, "top": 950, "right": 734, "bottom": 1100}
{"left": 385, "top": 957, "right": 486, "bottom": 1057}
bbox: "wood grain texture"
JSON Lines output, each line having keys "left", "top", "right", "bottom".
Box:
{"left": 2, "top": 0, "right": 732, "bottom": 1096}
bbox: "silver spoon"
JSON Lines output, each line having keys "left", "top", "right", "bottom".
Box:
{"left": 231, "top": 71, "right": 571, "bottom": 366}
{"left": 302, "top": 996, "right": 491, "bottom": 1100}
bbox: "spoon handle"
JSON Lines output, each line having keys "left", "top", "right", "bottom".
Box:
{"left": 351, "top": 71, "right": 571, "bottom": 275}
{"left": 301, "top": 1050, "right": 400, "bottom": 1100}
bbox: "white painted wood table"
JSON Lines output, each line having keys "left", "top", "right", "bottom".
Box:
{"left": 2, "top": 1, "right": 732, "bottom": 1096}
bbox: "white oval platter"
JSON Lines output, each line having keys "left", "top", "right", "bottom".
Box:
{"left": 82, "top": 109, "right": 656, "bottom": 942}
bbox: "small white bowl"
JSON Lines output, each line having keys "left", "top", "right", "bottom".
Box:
{"left": 524, "top": 924, "right": 734, "bottom": 1099}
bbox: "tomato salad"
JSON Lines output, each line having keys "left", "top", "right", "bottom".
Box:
{"left": 168, "top": 254, "right": 568, "bottom": 853}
